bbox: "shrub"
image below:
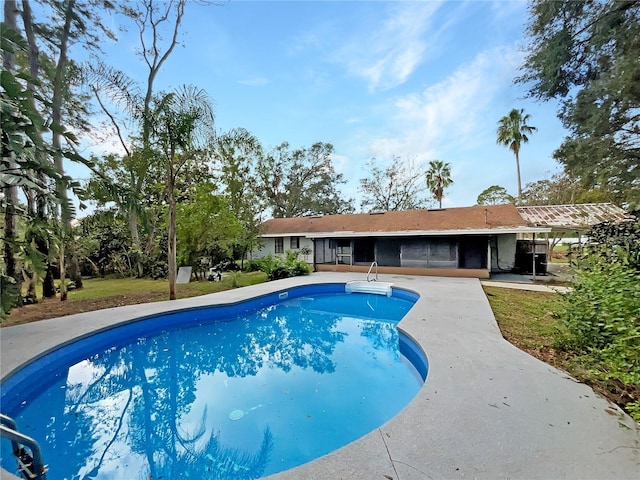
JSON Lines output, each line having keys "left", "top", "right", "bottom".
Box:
{"left": 555, "top": 217, "right": 640, "bottom": 421}
{"left": 1, "top": 275, "right": 19, "bottom": 319}
{"left": 256, "top": 251, "right": 311, "bottom": 280}
{"left": 583, "top": 216, "right": 640, "bottom": 270}
{"left": 213, "top": 258, "right": 240, "bottom": 272}
{"left": 244, "top": 260, "right": 262, "bottom": 272}
{"left": 556, "top": 260, "right": 640, "bottom": 352}
{"left": 149, "top": 261, "right": 169, "bottom": 280}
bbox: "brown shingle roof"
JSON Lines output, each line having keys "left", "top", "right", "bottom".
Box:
{"left": 517, "top": 203, "right": 630, "bottom": 230}
{"left": 262, "top": 204, "right": 544, "bottom": 237}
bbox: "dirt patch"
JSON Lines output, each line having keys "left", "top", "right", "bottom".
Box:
{"left": 3, "top": 293, "right": 168, "bottom": 327}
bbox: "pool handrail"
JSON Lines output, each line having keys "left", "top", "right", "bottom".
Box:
{"left": 0, "top": 414, "right": 47, "bottom": 479}
{"left": 366, "top": 261, "right": 378, "bottom": 282}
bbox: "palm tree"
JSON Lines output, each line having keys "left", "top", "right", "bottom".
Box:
{"left": 496, "top": 108, "right": 537, "bottom": 197}
{"left": 151, "top": 85, "right": 215, "bottom": 300}
{"left": 425, "top": 160, "right": 453, "bottom": 208}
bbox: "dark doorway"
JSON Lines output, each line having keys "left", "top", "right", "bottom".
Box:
{"left": 353, "top": 238, "right": 375, "bottom": 263}
{"left": 459, "top": 237, "right": 488, "bottom": 269}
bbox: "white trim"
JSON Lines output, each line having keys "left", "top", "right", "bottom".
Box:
{"left": 262, "top": 227, "right": 551, "bottom": 239}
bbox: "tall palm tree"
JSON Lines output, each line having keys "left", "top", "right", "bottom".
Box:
{"left": 425, "top": 160, "right": 453, "bottom": 208}
{"left": 151, "top": 85, "right": 215, "bottom": 300}
{"left": 496, "top": 108, "right": 537, "bottom": 197}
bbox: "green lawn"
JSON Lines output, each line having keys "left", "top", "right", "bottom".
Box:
{"left": 549, "top": 244, "right": 570, "bottom": 263}
{"left": 67, "top": 272, "right": 269, "bottom": 300}
{"left": 483, "top": 286, "right": 561, "bottom": 354}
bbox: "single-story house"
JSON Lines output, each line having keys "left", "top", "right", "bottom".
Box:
{"left": 251, "top": 204, "right": 552, "bottom": 279}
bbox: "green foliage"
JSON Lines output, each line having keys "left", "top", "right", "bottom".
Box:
{"left": 476, "top": 185, "right": 515, "bottom": 205}
{"left": 243, "top": 260, "right": 263, "bottom": 272}
{"left": 583, "top": 217, "right": 640, "bottom": 270}
{"left": 176, "top": 182, "right": 241, "bottom": 268}
{"left": 214, "top": 128, "right": 265, "bottom": 261}
{"left": 520, "top": 0, "right": 640, "bottom": 208}
{"left": 148, "top": 260, "right": 169, "bottom": 280}
{"left": 256, "top": 250, "right": 311, "bottom": 280}
{"left": 556, "top": 261, "right": 640, "bottom": 351}
{"left": 496, "top": 108, "right": 536, "bottom": 196}
{"left": 425, "top": 159, "right": 453, "bottom": 209}
{"left": 1, "top": 274, "right": 19, "bottom": 319}
{"left": 256, "top": 142, "right": 354, "bottom": 217}
{"left": 555, "top": 217, "right": 640, "bottom": 420}
{"left": 518, "top": 171, "right": 614, "bottom": 206}
{"left": 79, "top": 211, "right": 132, "bottom": 276}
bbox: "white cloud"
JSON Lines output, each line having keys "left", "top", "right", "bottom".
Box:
{"left": 368, "top": 45, "right": 523, "bottom": 160}
{"left": 332, "top": 2, "right": 443, "bottom": 92}
{"left": 330, "top": 153, "right": 350, "bottom": 175}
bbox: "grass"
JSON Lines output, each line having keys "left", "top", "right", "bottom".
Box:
{"left": 485, "top": 285, "right": 639, "bottom": 421}
{"left": 65, "top": 272, "right": 268, "bottom": 300}
{"left": 549, "top": 244, "right": 570, "bottom": 263}
{"left": 4, "top": 272, "right": 269, "bottom": 327}
{"left": 483, "top": 286, "right": 561, "bottom": 357}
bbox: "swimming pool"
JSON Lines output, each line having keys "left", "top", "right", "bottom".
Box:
{"left": 1, "top": 284, "right": 426, "bottom": 479}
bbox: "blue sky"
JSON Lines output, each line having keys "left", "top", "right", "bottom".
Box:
{"left": 81, "top": 0, "right": 568, "bottom": 210}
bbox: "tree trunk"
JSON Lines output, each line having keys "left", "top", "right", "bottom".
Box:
{"left": 22, "top": 270, "right": 38, "bottom": 304}
{"left": 515, "top": 150, "right": 522, "bottom": 197}
{"left": 2, "top": 1, "right": 23, "bottom": 308}
{"left": 168, "top": 184, "right": 177, "bottom": 301}
{"left": 67, "top": 243, "right": 83, "bottom": 289}
{"left": 22, "top": 0, "right": 56, "bottom": 299}
{"left": 59, "top": 242, "right": 67, "bottom": 301}
{"left": 128, "top": 210, "right": 145, "bottom": 277}
{"left": 43, "top": 265, "right": 56, "bottom": 298}
{"left": 52, "top": 0, "right": 76, "bottom": 301}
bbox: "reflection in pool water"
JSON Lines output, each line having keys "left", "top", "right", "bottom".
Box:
{"left": 1, "top": 288, "right": 424, "bottom": 479}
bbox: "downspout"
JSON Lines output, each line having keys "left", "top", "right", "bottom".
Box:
{"left": 312, "top": 238, "right": 316, "bottom": 272}
{"left": 487, "top": 237, "right": 492, "bottom": 275}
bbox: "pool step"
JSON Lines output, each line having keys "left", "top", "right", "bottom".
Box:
{"left": 345, "top": 281, "right": 393, "bottom": 296}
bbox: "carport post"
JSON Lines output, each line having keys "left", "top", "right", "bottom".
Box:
{"left": 532, "top": 232, "right": 536, "bottom": 281}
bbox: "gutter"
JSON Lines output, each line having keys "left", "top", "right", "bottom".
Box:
{"left": 262, "top": 227, "right": 551, "bottom": 239}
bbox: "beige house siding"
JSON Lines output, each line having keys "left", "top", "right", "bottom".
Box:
{"left": 252, "top": 238, "right": 275, "bottom": 259}
{"left": 251, "top": 236, "right": 314, "bottom": 262}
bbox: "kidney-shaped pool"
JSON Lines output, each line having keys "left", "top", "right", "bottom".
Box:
{"left": 1, "top": 283, "right": 427, "bottom": 479}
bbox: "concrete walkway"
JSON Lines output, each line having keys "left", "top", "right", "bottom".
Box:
{"left": 1, "top": 273, "right": 638, "bottom": 479}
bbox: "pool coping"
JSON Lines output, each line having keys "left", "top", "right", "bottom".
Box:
{"left": 2, "top": 272, "right": 639, "bottom": 479}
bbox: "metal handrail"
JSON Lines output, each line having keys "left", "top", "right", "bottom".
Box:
{"left": 0, "top": 414, "right": 47, "bottom": 479}
{"left": 366, "top": 261, "right": 378, "bottom": 282}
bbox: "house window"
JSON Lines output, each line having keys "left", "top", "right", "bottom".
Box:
{"left": 275, "top": 238, "right": 284, "bottom": 254}
{"left": 290, "top": 237, "right": 300, "bottom": 249}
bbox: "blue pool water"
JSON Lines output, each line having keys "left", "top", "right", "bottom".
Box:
{"left": 1, "top": 284, "right": 426, "bottom": 479}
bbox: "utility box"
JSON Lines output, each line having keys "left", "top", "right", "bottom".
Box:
{"left": 515, "top": 240, "right": 548, "bottom": 275}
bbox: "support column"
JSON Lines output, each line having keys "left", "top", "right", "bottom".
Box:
{"left": 532, "top": 232, "right": 536, "bottom": 281}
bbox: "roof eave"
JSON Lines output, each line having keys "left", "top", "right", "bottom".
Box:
{"left": 262, "top": 227, "right": 551, "bottom": 238}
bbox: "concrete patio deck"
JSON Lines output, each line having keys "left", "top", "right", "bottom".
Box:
{"left": 1, "top": 273, "right": 639, "bottom": 479}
